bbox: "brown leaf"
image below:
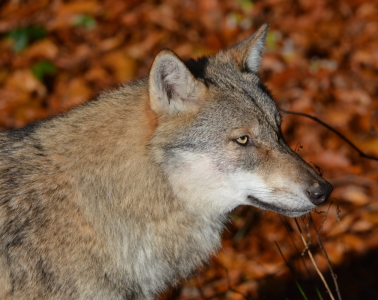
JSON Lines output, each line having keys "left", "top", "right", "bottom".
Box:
{"left": 25, "top": 39, "right": 59, "bottom": 60}
{"left": 5, "top": 69, "right": 46, "bottom": 97}
{"left": 59, "top": 77, "right": 92, "bottom": 109}
{"left": 102, "top": 51, "right": 137, "bottom": 82}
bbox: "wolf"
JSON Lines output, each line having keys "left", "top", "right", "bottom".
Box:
{"left": 0, "top": 24, "right": 332, "bottom": 299}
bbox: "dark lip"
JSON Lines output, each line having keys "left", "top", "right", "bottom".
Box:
{"left": 247, "top": 196, "right": 313, "bottom": 217}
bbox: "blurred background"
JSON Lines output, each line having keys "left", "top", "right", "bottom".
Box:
{"left": 1, "top": 0, "right": 378, "bottom": 299}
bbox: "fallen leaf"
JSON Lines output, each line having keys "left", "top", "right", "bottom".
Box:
{"left": 25, "top": 38, "right": 59, "bottom": 60}
{"left": 102, "top": 51, "right": 137, "bottom": 82}
{"left": 60, "top": 77, "right": 92, "bottom": 109}
{"left": 5, "top": 69, "right": 46, "bottom": 97}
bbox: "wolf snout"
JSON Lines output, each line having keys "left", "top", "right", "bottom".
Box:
{"left": 306, "top": 181, "right": 333, "bottom": 205}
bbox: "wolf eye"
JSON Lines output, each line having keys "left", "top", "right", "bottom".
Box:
{"left": 235, "top": 135, "right": 250, "bottom": 146}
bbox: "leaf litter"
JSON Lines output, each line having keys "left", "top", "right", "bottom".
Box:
{"left": 1, "top": 0, "right": 378, "bottom": 299}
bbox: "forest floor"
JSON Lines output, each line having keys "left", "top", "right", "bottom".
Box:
{"left": 1, "top": 0, "right": 378, "bottom": 299}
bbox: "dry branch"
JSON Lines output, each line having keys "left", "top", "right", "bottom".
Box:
{"left": 294, "top": 218, "right": 336, "bottom": 300}
{"left": 281, "top": 110, "right": 378, "bottom": 162}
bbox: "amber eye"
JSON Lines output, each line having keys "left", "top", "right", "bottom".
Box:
{"left": 235, "top": 135, "right": 249, "bottom": 145}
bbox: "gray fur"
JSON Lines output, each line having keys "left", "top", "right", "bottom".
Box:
{"left": 0, "top": 24, "right": 332, "bottom": 299}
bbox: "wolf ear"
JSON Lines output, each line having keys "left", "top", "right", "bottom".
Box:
{"left": 149, "top": 49, "right": 205, "bottom": 115}
{"left": 228, "top": 23, "right": 269, "bottom": 73}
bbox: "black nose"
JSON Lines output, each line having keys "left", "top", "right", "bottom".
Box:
{"left": 307, "top": 181, "right": 333, "bottom": 205}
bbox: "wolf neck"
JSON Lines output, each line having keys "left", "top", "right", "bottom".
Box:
{"left": 39, "top": 81, "right": 226, "bottom": 295}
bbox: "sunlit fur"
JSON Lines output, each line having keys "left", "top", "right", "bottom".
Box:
{"left": 0, "top": 24, "right": 331, "bottom": 300}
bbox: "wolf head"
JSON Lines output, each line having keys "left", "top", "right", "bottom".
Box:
{"left": 148, "top": 24, "right": 332, "bottom": 217}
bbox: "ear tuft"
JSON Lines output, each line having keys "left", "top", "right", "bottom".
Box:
{"left": 228, "top": 23, "right": 269, "bottom": 73}
{"left": 149, "top": 49, "right": 205, "bottom": 115}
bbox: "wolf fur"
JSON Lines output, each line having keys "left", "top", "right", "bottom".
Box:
{"left": 0, "top": 24, "right": 332, "bottom": 299}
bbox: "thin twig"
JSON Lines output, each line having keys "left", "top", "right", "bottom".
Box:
{"left": 309, "top": 215, "right": 342, "bottom": 300}
{"left": 281, "top": 109, "right": 378, "bottom": 162}
{"left": 294, "top": 218, "right": 336, "bottom": 300}
{"left": 274, "top": 240, "right": 295, "bottom": 275}
{"left": 280, "top": 216, "right": 318, "bottom": 285}
{"left": 319, "top": 200, "right": 333, "bottom": 232}
{"left": 274, "top": 240, "right": 310, "bottom": 300}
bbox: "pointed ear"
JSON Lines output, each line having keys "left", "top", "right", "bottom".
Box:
{"left": 149, "top": 49, "right": 205, "bottom": 115}
{"left": 228, "top": 23, "right": 269, "bottom": 73}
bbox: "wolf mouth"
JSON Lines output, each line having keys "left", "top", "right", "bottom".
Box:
{"left": 247, "top": 196, "right": 313, "bottom": 218}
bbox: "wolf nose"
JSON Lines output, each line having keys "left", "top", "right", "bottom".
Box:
{"left": 307, "top": 182, "right": 333, "bottom": 205}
